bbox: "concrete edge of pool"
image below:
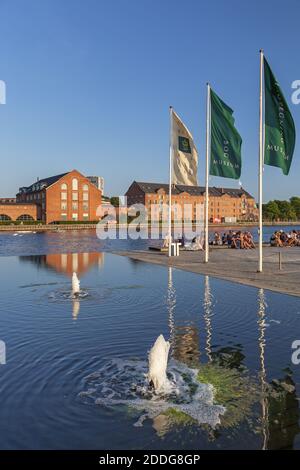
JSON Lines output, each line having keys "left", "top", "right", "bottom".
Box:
{"left": 113, "top": 246, "right": 300, "bottom": 297}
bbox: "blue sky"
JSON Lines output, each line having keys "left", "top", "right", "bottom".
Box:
{"left": 0, "top": 0, "right": 299, "bottom": 201}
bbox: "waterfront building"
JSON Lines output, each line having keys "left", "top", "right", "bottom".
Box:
{"left": 15, "top": 169, "right": 102, "bottom": 223}
{"left": 125, "top": 181, "right": 258, "bottom": 222}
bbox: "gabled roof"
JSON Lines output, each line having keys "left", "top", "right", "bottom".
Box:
{"left": 18, "top": 173, "right": 69, "bottom": 193}
{"left": 131, "top": 181, "right": 254, "bottom": 199}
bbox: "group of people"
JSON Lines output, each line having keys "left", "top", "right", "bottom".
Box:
{"left": 270, "top": 230, "right": 300, "bottom": 247}
{"left": 210, "top": 230, "right": 255, "bottom": 249}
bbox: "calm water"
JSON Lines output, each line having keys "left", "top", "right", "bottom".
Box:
{"left": 0, "top": 246, "right": 300, "bottom": 449}
{"left": 0, "top": 225, "right": 299, "bottom": 257}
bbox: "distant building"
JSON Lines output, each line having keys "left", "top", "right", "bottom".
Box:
{"left": 0, "top": 197, "right": 16, "bottom": 204}
{"left": 125, "top": 181, "right": 258, "bottom": 222}
{"left": 87, "top": 176, "right": 104, "bottom": 194}
{"left": 16, "top": 169, "right": 102, "bottom": 223}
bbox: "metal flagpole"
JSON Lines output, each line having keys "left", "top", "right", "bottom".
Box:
{"left": 168, "top": 106, "right": 173, "bottom": 257}
{"left": 258, "top": 50, "right": 264, "bottom": 272}
{"left": 204, "top": 83, "right": 211, "bottom": 263}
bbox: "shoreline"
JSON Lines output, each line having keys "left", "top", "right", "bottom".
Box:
{"left": 113, "top": 246, "right": 300, "bottom": 297}
{"left": 1, "top": 221, "right": 300, "bottom": 232}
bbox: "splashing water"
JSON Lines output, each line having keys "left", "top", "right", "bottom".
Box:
{"left": 148, "top": 335, "right": 171, "bottom": 393}
{"left": 72, "top": 272, "right": 80, "bottom": 295}
{"left": 79, "top": 358, "right": 226, "bottom": 429}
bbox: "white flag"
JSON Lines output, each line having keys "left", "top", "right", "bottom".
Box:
{"left": 172, "top": 109, "right": 198, "bottom": 186}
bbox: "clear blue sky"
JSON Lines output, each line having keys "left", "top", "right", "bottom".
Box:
{"left": 0, "top": 0, "right": 299, "bottom": 201}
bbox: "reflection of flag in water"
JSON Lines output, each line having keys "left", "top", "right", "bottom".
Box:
{"left": 171, "top": 109, "right": 198, "bottom": 186}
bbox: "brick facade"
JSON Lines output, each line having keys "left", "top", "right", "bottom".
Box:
{"left": 125, "top": 181, "right": 258, "bottom": 222}
{"left": 0, "top": 203, "right": 38, "bottom": 221}
{"left": 16, "top": 169, "right": 102, "bottom": 224}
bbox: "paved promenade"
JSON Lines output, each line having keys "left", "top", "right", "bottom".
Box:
{"left": 114, "top": 246, "right": 300, "bottom": 297}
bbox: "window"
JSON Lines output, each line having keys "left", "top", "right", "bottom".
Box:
{"left": 61, "top": 202, "right": 67, "bottom": 210}
{"left": 61, "top": 192, "right": 67, "bottom": 200}
{"left": 17, "top": 214, "right": 34, "bottom": 220}
{"left": 61, "top": 183, "right": 67, "bottom": 190}
{"left": 72, "top": 178, "right": 78, "bottom": 190}
{"left": 72, "top": 192, "right": 78, "bottom": 201}
{"left": 83, "top": 184, "right": 89, "bottom": 191}
{"left": 83, "top": 192, "right": 89, "bottom": 201}
{"left": 83, "top": 213, "right": 89, "bottom": 220}
{"left": 72, "top": 202, "right": 78, "bottom": 210}
{"left": 72, "top": 213, "right": 78, "bottom": 221}
{"left": 61, "top": 213, "right": 67, "bottom": 221}
{"left": 83, "top": 202, "right": 89, "bottom": 211}
{"left": 0, "top": 214, "right": 11, "bottom": 221}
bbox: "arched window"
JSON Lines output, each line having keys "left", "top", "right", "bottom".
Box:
{"left": 72, "top": 178, "right": 78, "bottom": 191}
{"left": 83, "top": 184, "right": 89, "bottom": 191}
{"left": 16, "top": 214, "right": 34, "bottom": 221}
{"left": 61, "top": 183, "right": 67, "bottom": 190}
{"left": 0, "top": 214, "right": 11, "bottom": 221}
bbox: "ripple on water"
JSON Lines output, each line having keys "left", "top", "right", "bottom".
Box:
{"left": 78, "top": 358, "right": 226, "bottom": 430}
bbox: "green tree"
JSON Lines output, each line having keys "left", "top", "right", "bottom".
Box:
{"left": 290, "top": 197, "right": 300, "bottom": 219}
{"left": 262, "top": 201, "right": 280, "bottom": 221}
{"left": 274, "top": 200, "right": 297, "bottom": 221}
{"left": 110, "top": 197, "right": 120, "bottom": 207}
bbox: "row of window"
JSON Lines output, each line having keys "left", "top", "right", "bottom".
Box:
{"left": 61, "top": 202, "right": 89, "bottom": 211}
{"left": 61, "top": 192, "right": 89, "bottom": 201}
{"left": 61, "top": 180, "right": 89, "bottom": 191}
{"left": 61, "top": 213, "right": 89, "bottom": 221}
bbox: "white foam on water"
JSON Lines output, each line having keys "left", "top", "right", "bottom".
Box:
{"left": 79, "top": 358, "right": 226, "bottom": 429}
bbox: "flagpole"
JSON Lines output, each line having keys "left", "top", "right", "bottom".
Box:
{"left": 258, "top": 50, "right": 264, "bottom": 272}
{"left": 204, "top": 83, "right": 211, "bottom": 263}
{"left": 168, "top": 106, "right": 173, "bottom": 257}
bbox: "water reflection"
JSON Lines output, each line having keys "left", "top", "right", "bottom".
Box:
{"left": 167, "top": 268, "right": 176, "bottom": 356}
{"left": 19, "top": 252, "right": 104, "bottom": 277}
{"left": 203, "top": 276, "right": 213, "bottom": 363}
{"left": 257, "top": 288, "right": 300, "bottom": 449}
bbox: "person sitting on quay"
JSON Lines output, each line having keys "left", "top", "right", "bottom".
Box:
{"left": 270, "top": 229, "right": 300, "bottom": 247}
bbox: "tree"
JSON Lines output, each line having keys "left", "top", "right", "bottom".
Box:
{"left": 290, "top": 197, "right": 300, "bottom": 219}
{"left": 262, "top": 201, "right": 280, "bottom": 221}
{"left": 110, "top": 197, "right": 120, "bottom": 207}
{"left": 274, "top": 200, "right": 297, "bottom": 221}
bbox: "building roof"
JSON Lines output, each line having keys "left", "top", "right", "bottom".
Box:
{"left": 131, "top": 181, "right": 254, "bottom": 199}
{"left": 18, "top": 173, "right": 69, "bottom": 194}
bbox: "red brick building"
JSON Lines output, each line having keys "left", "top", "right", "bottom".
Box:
{"left": 0, "top": 202, "right": 38, "bottom": 222}
{"left": 16, "top": 169, "right": 102, "bottom": 223}
{"left": 125, "top": 181, "right": 258, "bottom": 222}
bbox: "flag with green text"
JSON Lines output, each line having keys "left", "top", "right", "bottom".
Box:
{"left": 210, "top": 88, "right": 242, "bottom": 179}
{"left": 172, "top": 109, "right": 198, "bottom": 186}
{"left": 264, "top": 58, "right": 296, "bottom": 175}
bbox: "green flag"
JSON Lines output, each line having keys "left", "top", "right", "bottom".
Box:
{"left": 210, "top": 88, "right": 242, "bottom": 179}
{"left": 264, "top": 58, "right": 296, "bottom": 175}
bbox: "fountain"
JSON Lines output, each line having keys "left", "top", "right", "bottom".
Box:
{"left": 72, "top": 272, "right": 80, "bottom": 296}
{"left": 148, "top": 334, "right": 170, "bottom": 392}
